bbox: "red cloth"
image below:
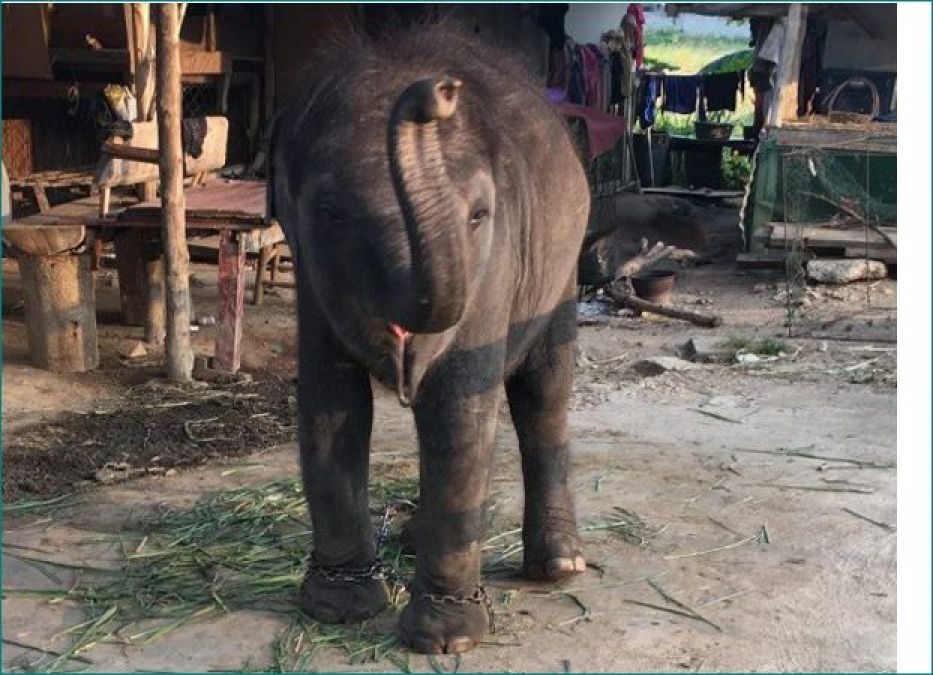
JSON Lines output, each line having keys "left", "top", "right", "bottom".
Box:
{"left": 555, "top": 102, "right": 627, "bottom": 160}
{"left": 626, "top": 3, "right": 645, "bottom": 68}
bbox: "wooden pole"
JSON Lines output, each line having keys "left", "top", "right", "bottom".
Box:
{"left": 155, "top": 2, "right": 194, "bottom": 381}
{"left": 767, "top": 4, "right": 808, "bottom": 128}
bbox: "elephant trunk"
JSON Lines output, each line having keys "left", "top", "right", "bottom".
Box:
{"left": 387, "top": 76, "right": 467, "bottom": 334}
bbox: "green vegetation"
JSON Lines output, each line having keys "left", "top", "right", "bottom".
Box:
{"left": 722, "top": 150, "right": 752, "bottom": 190}
{"left": 8, "top": 472, "right": 661, "bottom": 671}
{"left": 645, "top": 29, "right": 749, "bottom": 76}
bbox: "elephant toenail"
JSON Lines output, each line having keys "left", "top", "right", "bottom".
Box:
{"left": 446, "top": 637, "right": 475, "bottom": 654}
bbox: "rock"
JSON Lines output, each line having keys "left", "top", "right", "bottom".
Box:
{"left": 806, "top": 259, "right": 887, "bottom": 284}
{"left": 633, "top": 356, "right": 697, "bottom": 376}
{"left": 118, "top": 340, "right": 148, "bottom": 359}
{"left": 735, "top": 352, "right": 761, "bottom": 364}
{"left": 683, "top": 337, "right": 735, "bottom": 363}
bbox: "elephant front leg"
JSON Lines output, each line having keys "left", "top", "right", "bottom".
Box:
{"left": 506, "top": 300, "right": 585, "bottom": 582}
{"left": 400, "top": 377, "right": 502, "bottom": 654}
{"left": 297, "top": 347, "right": 388, "bottom": 623}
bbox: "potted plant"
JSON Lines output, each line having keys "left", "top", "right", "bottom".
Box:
{"left": 694, "top": 110, "right": 735, "bottom": 141}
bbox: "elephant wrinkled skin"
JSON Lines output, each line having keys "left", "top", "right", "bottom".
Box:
{"left": 270, "top": 25, "right": 590, "bottom": 654}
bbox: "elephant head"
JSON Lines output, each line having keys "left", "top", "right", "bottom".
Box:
{"left": 278, "top": 71, "right": 498, "bottom": 403}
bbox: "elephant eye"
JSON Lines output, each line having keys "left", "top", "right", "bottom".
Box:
{"left": 316, "top": 202, "right": 343, "bottom": 228}
{"left": 469, "top": 207, "right": 489, "bottom": 229}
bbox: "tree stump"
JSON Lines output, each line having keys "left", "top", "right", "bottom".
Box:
{"left": 19, "top": 252, "right": 99, "bottom": 372}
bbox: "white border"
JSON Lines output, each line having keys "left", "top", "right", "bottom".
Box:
{"left": 896, "top": 1, "right": 932, "bottom": 672}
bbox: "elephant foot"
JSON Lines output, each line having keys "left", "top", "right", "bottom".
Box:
{"left": 399, "top": 585, "right": 491, "bottom": 654}
{"left": 523, "top": 517, "right": 586, "bottom": 582}
{"left": 300, "top": 564, "right": 390, "bottom": 623}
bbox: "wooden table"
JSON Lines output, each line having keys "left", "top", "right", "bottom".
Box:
{"left": 104, "top": 179, "right": 285, "bottom": 373}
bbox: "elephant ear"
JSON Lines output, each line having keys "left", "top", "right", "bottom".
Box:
{"left": 265, "top": 110, "right": 301, "bottom": 270}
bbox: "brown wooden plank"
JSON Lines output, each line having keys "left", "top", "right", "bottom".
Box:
{"left": 844, "top": 247, "right": 896, "bottom": 263}
{"left": 118, "top": 180, "right": 267, "bottom": 224}
{"left": 768, "top": 223, "right": 896, "bottom": 249}
{"left": 215, "top": 229, "right": 246, "bottom": 373}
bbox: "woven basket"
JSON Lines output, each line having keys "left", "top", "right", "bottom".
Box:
{"left": 825, "top": 76, "right": 881, "bottom": 123}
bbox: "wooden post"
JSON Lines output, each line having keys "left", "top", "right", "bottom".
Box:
{"left": 216, "top": 229, "right": 246, "bottom": 372}
{"left": 767, "top": 4, "right": 808, "bottom": 128}
{"left": 156, "top": 3, "right": 194, "bottom": 381}
{"left": 214, "top": 230, "right": 246, "bottom": 373}
{"left": 129, "top": 3, "right": 159, "bottom": 204}
{"left": 114, "top": 229, "right": 147, "bottom": 326}
{"left": 19, "top": 252, "right": 99, "bottom": 372}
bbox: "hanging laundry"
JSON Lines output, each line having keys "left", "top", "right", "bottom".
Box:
{"left": 637, "top": 73, "right": 663, "bottom": 128}
{"left": 609, "top": 51, "right": 624, "bottom": 107}
{"left": 663, "top": 75, "right": 700, "bottom": 114}
{"left": 624, "top": 3, "right": 646, "bottom": 68}
{"left": 566, "top": 44, "right": 586, "bottom": 105}
{"left": 702, "top": 71, "right": 741, "bottom": 112}
{"left": 547, "top": 46, "right": 568, "bottom": 90}
{"left": 580, "top": 45, "right": 603, "bottom": 109}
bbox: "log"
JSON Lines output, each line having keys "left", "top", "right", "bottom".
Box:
{"left": 19, "top": 252, "right": 99, "bottom": 372}
{"left": 606, "top": 282, "right": 723, "bottom": 328}
{"left": 101, "top": 140, "right": 161, "bottom": 165}
{"left": 216, "top": 230, "right": 246, "bottom": 372}
{"left": 618, "top": 240, "right": 677, "bottom": 278}
{"left": 156, "top": 4, "right": 194, "bottom": 382}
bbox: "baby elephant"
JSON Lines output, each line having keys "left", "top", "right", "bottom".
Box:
{"left": 270, "top": 25, "right": 589, "bottom": 654}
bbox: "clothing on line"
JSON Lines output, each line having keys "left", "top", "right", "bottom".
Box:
{"left": 663, "top": 75, "right": 701, "bottom": 114}
{"left": 637, "top": 73, "right": 663, "bottom": 128}
{"left": 702, "top": 71, "right": 741, "bottom": 112}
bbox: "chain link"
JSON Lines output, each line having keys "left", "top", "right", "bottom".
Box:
{"left": 308, "top": 501, "right": 495, "bottom": 631}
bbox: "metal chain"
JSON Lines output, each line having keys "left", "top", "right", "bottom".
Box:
{"left": 308, "top": 501, "right": 495, "bottom": 630}
{"left": 408, "top": 582, "right": 496, "bottom": 632}
{"left": 307, "top": 558, "right": 395, "bottom": 584}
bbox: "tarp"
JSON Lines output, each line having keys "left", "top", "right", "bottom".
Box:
{"left": 555, "top": 102, "right": 628, "bottom": 160}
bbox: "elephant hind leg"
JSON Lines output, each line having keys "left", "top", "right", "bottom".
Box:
{"left": 506, "top": 297, "right": 585, "bottom": 581}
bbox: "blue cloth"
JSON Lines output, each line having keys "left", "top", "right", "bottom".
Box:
{"left": 662, "top": 75, "right": 701, "bottom": 114}
{"left": 637, "top": 73, "right": 663, "bottom": 129}
{"left": 566, "top": 46, "right": 586, "bottom": 105}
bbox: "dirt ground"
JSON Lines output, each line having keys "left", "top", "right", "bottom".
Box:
{"left": 2, "top": 204, "right": 897, "bottom": 671}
